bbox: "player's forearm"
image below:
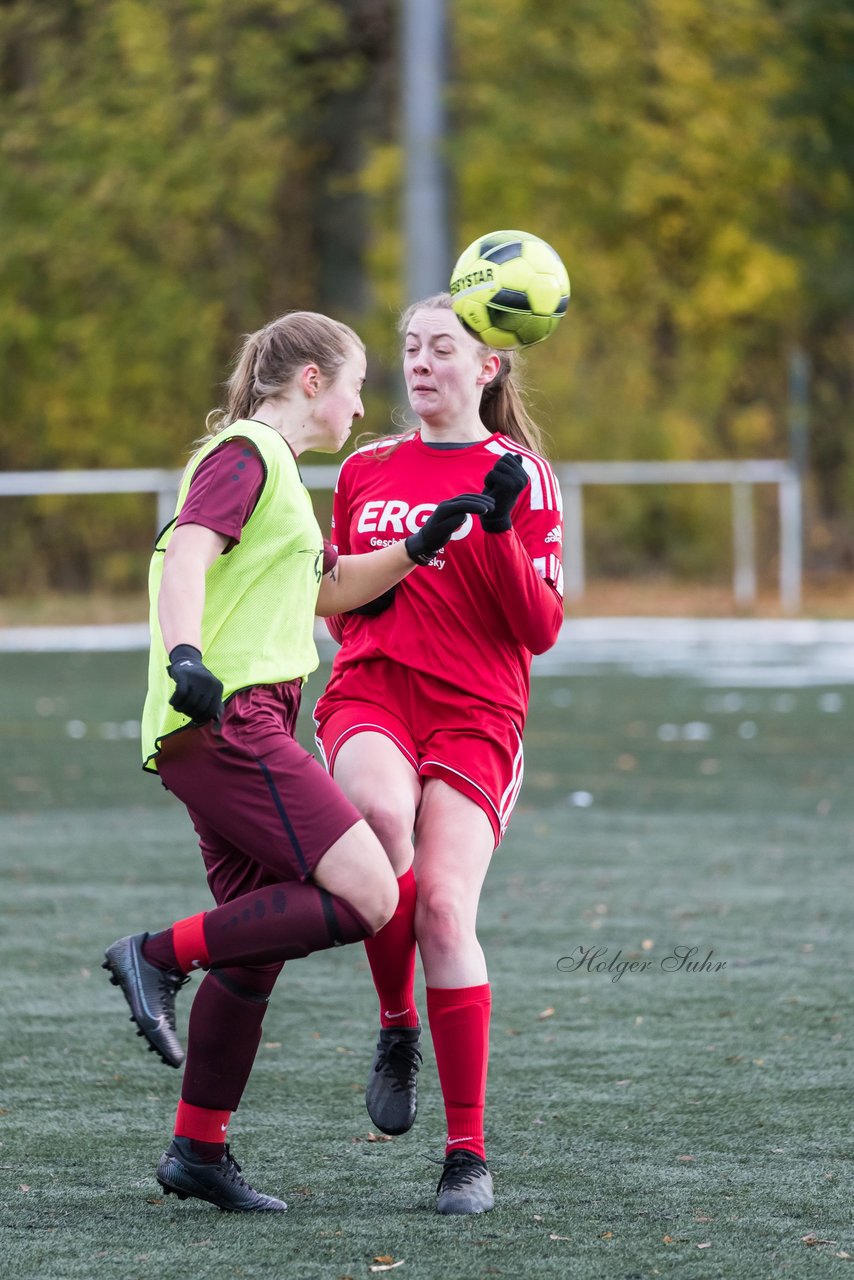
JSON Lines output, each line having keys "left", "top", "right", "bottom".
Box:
{"left": 159, "top": 529, "right": 226, "bottom": 655}
{"left": 158, "top": 524, "right": 229, "bottom": 654}
{"left": 314, "top": 542, "right": 415, "bottom": 616}
{"left": 158, "top": 555, "right": 207, "bottom": 653}
{"left": 480, "top": 530, "right": 564, "bottom": 654}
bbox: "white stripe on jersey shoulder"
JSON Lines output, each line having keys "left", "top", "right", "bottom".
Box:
{"left": 490, "top": 435, "right": 560, "bottom": 512}
{"left": 510, "top": 440, "right": 561, "bottom": 513}
{"left": 340, "top": 434, "right": 407, "bottom": 466}
{"left": 487, "top": 436, "right": 557, "bottom": 512}
{"left": 334, "top": 435, "right": 408, "bottom": 491}
{"left": 353, "top": 434, "right": 407, "bottom": 456}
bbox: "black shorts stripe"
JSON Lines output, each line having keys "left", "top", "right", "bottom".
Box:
{"left": 255, "top": 755, "right": 309, "bottom": 877}
{"left": 318, "top": 887, "right": 343, "bottom": 946}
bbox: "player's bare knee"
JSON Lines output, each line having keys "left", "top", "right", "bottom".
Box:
{"left": 346, "top": 824, "right": 399, "bottom": 930}
{"left": 350, "top": 858, "right": 398, "bottom": 933}
{"left": 355, "top": 793, "right": 413, "bottom": 859}
{"left": 312, "top": 820, "right": 397, "bottom": 932}
{"left": 414, "top": 890, "right": 472, "bottom": 955}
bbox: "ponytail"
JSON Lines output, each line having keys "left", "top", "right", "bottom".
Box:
{"left": 214, "top": 331, "right": 263, "bottom": 429}
{"left": 478, "top": 349, "right": 544, "bottom": 455}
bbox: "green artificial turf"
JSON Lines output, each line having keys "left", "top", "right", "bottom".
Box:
{"left": 0, "top": 653, "right": 851, "bottom": 1278}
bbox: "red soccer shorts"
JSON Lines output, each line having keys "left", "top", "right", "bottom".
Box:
{"left": 313, "top": 659, "right": 525, "bottom": 847}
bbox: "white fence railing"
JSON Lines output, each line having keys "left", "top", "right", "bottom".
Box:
{"left": 553, "top": 460, "right": 802, "bottom": 611}
{"left": 0, "top": 459, "right": 803, "bottom": 611}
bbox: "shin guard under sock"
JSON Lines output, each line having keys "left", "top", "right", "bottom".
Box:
{"left": 160, "top": 883, "right": 372, "bottom": 973}
{"left": 181, "top": 964, "right": 282, "bottom": 1115}
{"left": 426, "top": 983, "right": 491, "bottom": 1161}
{"left": 364, "top": 867, "right": 419, "bottom": 1028}
{"left": 202, "top": 882, "right": 372, "bottom": 967}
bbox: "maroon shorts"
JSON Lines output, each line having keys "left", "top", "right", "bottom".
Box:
{"left": 313, "top": 660, "right": 525, "bottom": 847}
{"left": 157, "top": 681, "right": 362, "bottom": 906}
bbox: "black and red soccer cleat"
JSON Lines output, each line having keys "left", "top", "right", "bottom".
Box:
{"left": 156, "top": 1137, "right": 287, "bottom": 1212}
{"left": 102, "top": 932, "right": 189, "bottom": 1068}
{"left": 436, "top": 1148, "right": 494, "bottom": 1214}
{"left": 365, "top": 1025, "right": 422, "bottom": 1135}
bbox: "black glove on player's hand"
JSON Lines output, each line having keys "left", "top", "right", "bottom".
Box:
{"left": 480, "top": 452, "right": 530, "bottom": 532}
{"left": 167, "top": 644, "right": 224, "bottom": 723}
{"left": 348, "top": 585, "right": 398, "bottom": 617}
{"left": 405, "top": 493, "right": 496, "bottom": 565}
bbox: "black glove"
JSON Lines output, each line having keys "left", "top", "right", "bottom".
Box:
{"left": 480, "top": 452, "right": 530, "bottom": 532}
{"left": 404, "top": 493, "right": 496, "bottom": 565}
{"left": 348, "top": 585, "right": 397, "bottom": 617}
{"left": 167, "top": 644, "right": 224, "bottom": 723}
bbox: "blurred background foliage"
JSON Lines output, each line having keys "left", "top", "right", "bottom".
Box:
{"left": 0, "top": 0, "right": 852, "bottom": 595}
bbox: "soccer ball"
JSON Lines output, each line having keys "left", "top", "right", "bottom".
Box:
{"left": 449, "top": 229, "right": 570, "bottom": 349}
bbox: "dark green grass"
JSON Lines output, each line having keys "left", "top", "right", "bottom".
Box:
{"left": 1, "top": 653, "right": 852, "bottom": 1278}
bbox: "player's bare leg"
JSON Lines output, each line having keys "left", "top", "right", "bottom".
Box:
{"left": 311, "top": 816, "right": 400, "bottom": 934}
{"left": 332, "top": 732, "right": 420, "bottom": 876}
{"left": 412, "top": 780, "right": 492, "bottom": 986}
{"left": 333, "top": 733, "right": 424, "bottom": 1135}
{"left": 414, "top": 780, "right": 496, "bottom": 1213}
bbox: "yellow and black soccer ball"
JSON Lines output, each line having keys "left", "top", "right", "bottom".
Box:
{"left": 449, "top": 229, "right": 570, "bottom": 349}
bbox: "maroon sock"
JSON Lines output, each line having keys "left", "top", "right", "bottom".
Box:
{"left": 185, "top": 1138, "right": 225, "bottom": 1164}
{"left": 141, "top": 929, "right": 179, "bottom": 972}
{"left": 202, "top": 881, "right": 372, "bottom": 968}
{"left": 181, "top": 964, "right": 283, "bottom": 1115}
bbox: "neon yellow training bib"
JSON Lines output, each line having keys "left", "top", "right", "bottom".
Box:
{"left": 141, "top": 420, "right": 324, "bottom": 771}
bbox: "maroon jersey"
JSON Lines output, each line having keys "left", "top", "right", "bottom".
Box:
{"left": 323, "top": 432, "right": 564, "bottom": 729}
{"left": 176, "top": 438, "right": 266, "bottom": 548}
{"left": 176, "top": 436, "right": 338, "bottom": 572}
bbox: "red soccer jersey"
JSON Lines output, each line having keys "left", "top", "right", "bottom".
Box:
{"left": 322, "top": 432, "right": 564, "bottom": 729}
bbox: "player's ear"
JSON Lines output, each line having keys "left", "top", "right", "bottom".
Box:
{"left": 300, "top": 363, "right": 322, "bottom": 397}
{"left": 477, "top": 352, "right": 502, "bottom": 387}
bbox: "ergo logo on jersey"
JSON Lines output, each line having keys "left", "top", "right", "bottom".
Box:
{"left": 357, "top": 500, "right": 474, "bottom": 540}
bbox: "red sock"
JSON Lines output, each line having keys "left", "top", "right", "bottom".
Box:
{"left": 364, "top": 868, "right": 419, "bottom": 1028}
{"left": 426, "top": 983, "right": 491, "bottom": 1161}
{"left": 175, "top": 1098, "right": 231, "bottom": 1160}
{"left": 142, "top": 912, "right": 208, "bottom": 973}
{"left": 174, "top": 912, "right": 210, "bottom": 970}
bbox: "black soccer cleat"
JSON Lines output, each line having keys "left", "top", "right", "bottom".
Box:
{"left": 436, "top": 1148, "right": 494, "bottom": 1215}
{"left": 156, "top": 1137, "right": 287, "bottom": 1212}
{"left": 365, "top": 1025, "right": 422, "bottom": 1136}
{"left": 102, "top": 932, "right": 189, "bottom": 1068}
